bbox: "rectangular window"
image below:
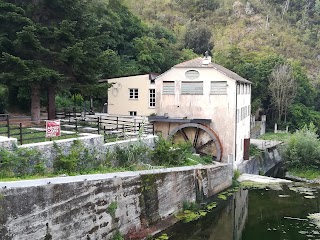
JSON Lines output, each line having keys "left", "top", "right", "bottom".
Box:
{"left": 163, "top": 81, "right": 175, "bottom": 95}
{"left": 149, "top": 89, "right": 155, "bottom": 108}
{"left": 129, "top": 111, "right": 137, "bottom": 116}
{"left": 181, "top": 81, "right": 203, "bottom": 95}
{"left": 129, "top": 88, "right": 138, "bottom": 99}
{"left": 210, "top": 81, "right": 227, "bottom": 95}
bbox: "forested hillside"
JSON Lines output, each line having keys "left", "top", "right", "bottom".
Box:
{"left": 124, "top": 0, "right": 320, "bottom": 131}
{"left": 1, "top": 0, "right": 320, "bottom": 131}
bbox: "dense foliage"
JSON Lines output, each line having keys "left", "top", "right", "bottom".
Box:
{"left": 0, "top": 0, "right": 190, "bottom": 119}
{"left": 282, "top": 123, "right": 320, "bottom": 170}
{"left": 1, "top": 0, "right": 320, "bottom": 133}
{"left": 125, "top": 0, "right": 320, "bottom": 132}
{"left": 0, "top": 137, "right": 210, "bottom": 179}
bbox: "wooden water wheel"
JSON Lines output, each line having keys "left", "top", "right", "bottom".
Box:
{"left": 168, "top": 123, "right": 222, "bottom": 161}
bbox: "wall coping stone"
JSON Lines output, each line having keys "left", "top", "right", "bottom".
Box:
{"left": 18, "top": 133, "right": 101, "bottom": 148}
{"left": 0, "top": 162, "right": 228, "bottom": 189}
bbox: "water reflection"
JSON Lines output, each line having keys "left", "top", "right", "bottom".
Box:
{"left": 155, "top": 188, "right": 249, "bottom": 240}
{"left": 156, "top": 184, "right": 320, "bottom": 240}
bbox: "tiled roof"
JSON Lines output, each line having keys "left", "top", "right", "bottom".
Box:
{"left": 174, "top": 57, "right": 251, "bottom": 84}
{"left": 99, "top": 73, "right": 159, "bottom": 83}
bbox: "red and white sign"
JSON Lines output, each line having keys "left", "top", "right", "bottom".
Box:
{"left": 46, "top": 120, "right": 61, "bottom": 138}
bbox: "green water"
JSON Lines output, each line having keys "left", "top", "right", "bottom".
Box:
{"left": 155, "top": 183, "right": 320, "bottom": 240}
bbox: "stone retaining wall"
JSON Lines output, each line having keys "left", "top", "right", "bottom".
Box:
{"left": 238, "top": 146, "right": 282, "bottom": 175}
{"left": 0, "top": 134, "right": 157, "bottom": 169}
{"left": 0, "top": 164, "right": 232, "bottom": 239}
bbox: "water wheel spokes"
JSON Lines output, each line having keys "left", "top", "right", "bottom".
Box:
{"left": 168, "top": 123, "right": 222, "bottom": 161}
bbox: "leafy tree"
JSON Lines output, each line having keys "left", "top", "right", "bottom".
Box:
{"left": 0, "top": 84, "right": 8, "bottom": 113}
{"left": 184, "top": 21, "right": 213, "bottom": 54}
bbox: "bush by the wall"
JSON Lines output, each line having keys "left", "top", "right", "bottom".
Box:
{"left": 0, "top": 147, "right": 46, "bottom": 178}
{"left": 53, "top": 140, "right": 103, "bottom": 174}
{"left": 152, "top": 137, "right": 192, "bottom": 166}
{"left": 113, "top": 141, "right": 151, "bottom": 167}
{"left": 282, "top": 123, "right": 320, "bottom": 169}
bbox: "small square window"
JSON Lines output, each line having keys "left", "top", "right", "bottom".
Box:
{"left": 129, "top": 88, "right": 138, "bottom": 99}
{"left": 129, "top": 111, "right": 137, "bottom": 116}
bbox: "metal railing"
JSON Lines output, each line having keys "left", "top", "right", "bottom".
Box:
{"left": 0, "top": 114, "right": 155, "bottom": 145}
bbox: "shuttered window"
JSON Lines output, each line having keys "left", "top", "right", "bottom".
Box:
{"left": 181, "top": 81, "right": 203, "bottom": 95}
{"left": 163, "top": 81, "right": 175, "bottom": 95}
{"left": 210, "top": 81, "right": 227, "bottom": 95}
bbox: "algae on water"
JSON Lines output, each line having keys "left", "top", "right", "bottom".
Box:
{"left": 308, "top": 213, "right": 320, "bottom": 229}
{"left": 240, "top": 180, "right": 283, "bottom": 190}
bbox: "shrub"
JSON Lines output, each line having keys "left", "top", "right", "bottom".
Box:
{"left": 114, "top": 141, "right": 151, "bottom": 167}
{"left": 282, "top": 123, "right": 320, "bottom": 169}
{"left": 53, "top": 140, "right": 103, "bottom": 174}
{"left": 152, "top": 137, "right": 192, "bottom": 166}
{"left": 0, "top": 147, "right": 45, "bottom": 177}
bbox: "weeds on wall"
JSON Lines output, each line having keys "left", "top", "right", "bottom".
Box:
{"left": 151, "top": 137, "right": 193, "bottom": 166}
{"left": 53, "top": 140, "right": 104, "bottom": 174}
{"left": 0, "top": 136, "right": 213, "bottom": 180}
{"left": 111, "top": 231, "right": 124, "bottom": 240}
{"left": 107, "top": 201, "right": 117, "bottom": 218}
{"left": 0, "top": 147, "right": 46, "bottom": 178}
{"left": 113, "top": 141, "right": 151, "bottom": 167}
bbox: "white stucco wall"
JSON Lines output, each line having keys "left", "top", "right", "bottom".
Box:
{"left": 155, "top": 68, "right": 238, "bottom": 164}
{"left": 154, "top": 65, "right": 252, "bottom": 168}
{"left": 235, "top": 85, "right": 251, "bottom": 167}
{"left": 107, "top": 74, "right": 156, "bottom": 116}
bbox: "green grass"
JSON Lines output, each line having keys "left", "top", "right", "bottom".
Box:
{"left": 0, "top": 126, "right": 79, "bottom": 144}
{"left": 0, "top": 166, "right": 130, "bottom": 182}
{"left": 259, "top": 132, "right": 292, "bottom": 142}
{"left": 288, "top": 168, "right": 320, "bottom": 180}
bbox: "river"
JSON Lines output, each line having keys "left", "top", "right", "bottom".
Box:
{"left": 154, "top": 182, "right": 320, "bottom": 240}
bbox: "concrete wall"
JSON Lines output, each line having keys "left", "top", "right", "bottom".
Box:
{"left": 237, "top": 146, "right": 282, "bottom": 175}
{"left": 0, "top": 164, "right": 232, "bottom": 240}
{"left": 0, "top": 137, "right": 17, "bottom": 150}
{"left": 18, "top": 134, "right": 105, "bottom": 168}
{"left": 106, "top": 74, "right": 156, "bottom": 116}
{"left": 0, "top": 134, "right": 157, "bottom": 170}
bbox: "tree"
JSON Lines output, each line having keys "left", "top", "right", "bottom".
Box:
{"left": 268, "top": 64, "right": 297, "bottom": 122}
{"left": 184, "top": 21, "right": 213, "bottom": 54}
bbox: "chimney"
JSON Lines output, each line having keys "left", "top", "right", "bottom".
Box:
{"left": 203, "top": 56, "right": 211, "bottom": 65}
{"left": 202, "top": 50, "right": 211, "bottom": 65}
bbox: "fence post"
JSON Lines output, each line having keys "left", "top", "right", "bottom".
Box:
{"left": 6, "top": 114, "right": 10, "bottom": 138}
{"left": 19, "top": 122, "right": 23, "bottom": 145}
{"left": 116, "top": 117, "right": 119, "bottom": 130}
{"left": 152, "top": 123, "right": 155, "bottom": 135}
{"left": 97, "top": 117, "right": 100, "bottom": 134}
{"left": 103, "top": 125, "right": 106, "bottom": 142}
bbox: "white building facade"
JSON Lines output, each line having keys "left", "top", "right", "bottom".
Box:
{"left": 152, "top": 57, "right": 251, "bottom": 169}
{"left": 100, "top": 74, "right": 158, "bottom": 116}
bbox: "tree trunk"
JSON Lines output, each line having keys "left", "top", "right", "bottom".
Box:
{"left": 47, "top": 85, "right": 56, "bottom": 120}
{"left": 31, "top": 84, "right": 41, "bottom": 122}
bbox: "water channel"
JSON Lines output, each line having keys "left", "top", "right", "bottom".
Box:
{"left": 155, "top": 182, "right": 320, "bottom": 240}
